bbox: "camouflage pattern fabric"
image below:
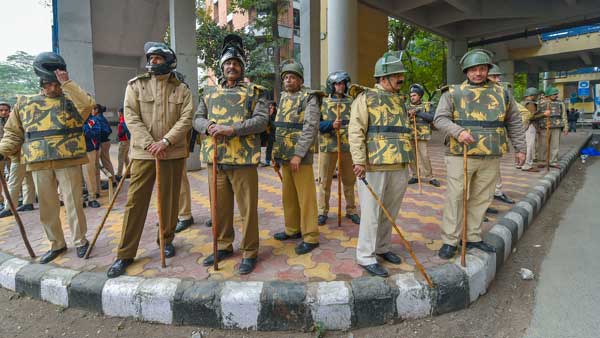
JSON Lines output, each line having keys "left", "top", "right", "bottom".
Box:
{"left": 536, "top": 99, "right": 565, "bottom": 129}
{"left": 18, "top": 94, "right": 86, "bottom": 163}
{"left": 273, "top": 88, "right": 315, "bottom": 161}
{"left": 200, "top": 84, "right": 263, "bottom": 165}
{"left": 319, "top": 96, "right": 352, "bottom": 153}
{"left": 448, "top": 82, "right": 509, "bottom": 156}
{"left": 407, "top": 102, "right": 433, "bottom": 140}
{"left": 364, "top": 87, "right": 414, "bottom": 165}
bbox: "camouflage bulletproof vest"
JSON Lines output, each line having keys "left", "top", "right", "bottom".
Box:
{"left": 18, "top": 94, "right": 86, "bottom": 163}
{"left": 536, "top": 99, "right": 564, "bottom": 129}
{"left": 448, "top": 82, "right": 509, "bottom": 156}
{"left": 364, "top": 87, "right": 414, "bottom": 165}
{"left": 319, "top": 96, "right": 352, "bottom": 153}
{"left": 200, "top": 84, "right": 262, "bottom": 165}
{"left": 407, "top": 101, "right": 432, "bottom": 140}
{"left": 273, "top": 89, "right": 315, "bottom": 161}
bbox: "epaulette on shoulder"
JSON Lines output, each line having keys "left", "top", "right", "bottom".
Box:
{"left": 128, "top": 72, "right": 151, "bottom": 84}
{"left": 439, "top": 85, "right": 450, "bottom": 93}
{"left": 348, "top": 84, "right": 368, "bottom": 99}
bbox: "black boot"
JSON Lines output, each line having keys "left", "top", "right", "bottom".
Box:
{"left": 203, "top": 250, "right": 233, "bottom": 266}
{"left": 107, "top": 258, "right": 134, "bottom": 278}
{"left": 39, "top": 247, "right": 67, "bottom": 264}
{"left": 360, "top": 263, "right": 389, "bottom": 277}
{"left": 438, "top": 244, "right": 457, "bottom": 259}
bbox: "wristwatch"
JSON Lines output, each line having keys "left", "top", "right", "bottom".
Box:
{"left": 161, "top": 138, "right": 171, "bottom": 147}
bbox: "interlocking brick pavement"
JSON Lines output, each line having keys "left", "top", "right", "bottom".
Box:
{"left": 0, "top": 132, "right": 588, "bottom": 282}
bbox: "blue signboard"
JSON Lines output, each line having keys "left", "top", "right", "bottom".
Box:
{"left": 578, "top": 81, "right": 590, "bottom": 98}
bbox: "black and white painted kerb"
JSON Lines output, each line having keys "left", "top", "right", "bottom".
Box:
{"left": 0, "top": 134, "right": 590, "bottom": 331}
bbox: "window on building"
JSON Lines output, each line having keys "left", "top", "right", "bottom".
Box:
{"left": 293, "top": 8, "right": 300, "bottom": 36}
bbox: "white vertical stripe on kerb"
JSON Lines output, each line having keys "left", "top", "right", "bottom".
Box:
{"left": 0, "top": 258, "right": 30, "bottom": 291}
{"left": 221, "top": 281, "right": 263, "bottom": 330}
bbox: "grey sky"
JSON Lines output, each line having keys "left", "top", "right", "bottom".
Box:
{"left": 0, "top": 0, "right": 52, "bottom": 61}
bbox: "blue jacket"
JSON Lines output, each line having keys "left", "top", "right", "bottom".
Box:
{"left": 83, "top": 115, "right": 102, "bottom": 152}
{"left": 95, "top": 114, "right": 112, "bottom": 143}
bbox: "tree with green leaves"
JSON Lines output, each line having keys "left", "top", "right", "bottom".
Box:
{"left": 0, "top": 51, "right": 39, "bottom": 102}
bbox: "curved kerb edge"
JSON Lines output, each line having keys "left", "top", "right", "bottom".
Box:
{"left": 0, "top": 133, "right": 591, "bottom": 331}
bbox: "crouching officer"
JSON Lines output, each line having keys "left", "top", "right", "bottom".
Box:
{"left": 349, "top": 51, "right": 414, "bottom": 277}
{"left": 433, "top": 49, "right": 526, "bottom": 259}
{"left": 317, "top": 71, "right": 360, "bottom": 225}
{"left": 194, "top": 34, "right": 268, "bottom": 274}
{"left": 107, "top": 42, "right": 193, "bottom": 278}
{"left": 0, "top": 52, "right": 94, "bottom": 263}
{"left": 272, "top": 60, "right": 323, "bottom": 255}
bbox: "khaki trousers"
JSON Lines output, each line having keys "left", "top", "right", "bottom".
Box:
{"left": 281, "top": 163, "right": 319, "bottom": 244}
{"left": 178, "top": 167, "right": 192, "bottom": 221}
{"left": 208, "top": 166, "right": 259, "bottom": 258}
{"left": 0, "top": 160, "right": 10, "bottom": 204}
{"left": 408, "top": 140, "right": 434, "bottom": 179}
{"left": 117, "top": 158, "right": 184, "bottom": 259}
{"left": 83, "top": 151, "right": 99, "bottom": 200}
{"left": 100, "top": 141, "right": 115, "bottom": 176}
{"left": 441, "top": 156, "right": 500, "bottom": 246}
{"left": 317, "top": 151, "right": 357, "bottom": 216}
{"left": 117, "top": 140, "right": 130, "bottom": 177}
{"left": 7, "top": 161, "right": 35, "bottom": 205}
{"left": 538, "top": 128, "right": 561, "bottom": 165}
{"left": 356, "top": 169, "right": 409, "bottom": 265}
{"left": 523, "top": 124, "right": 537, "bottom": 169}
{"left": 33, "top": 165, "right": 88, "bottom": 250}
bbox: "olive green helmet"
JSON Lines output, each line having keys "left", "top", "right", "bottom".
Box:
{"left": 460, "top": 49, "right": 493, "bottom": 72}
{"left": 280, "top": 59, "right": 304, "bottom": 80}
{"left": 488, "top": 64, "right": 504, "bottom": 76}
{"left": 524, "top": 87, "right": 540, "bottom": 97}
{"left": 373, "top": 51, "right": 406, "bottom": 78}
{"left": 545, "top": 86, "right": 559, "bottom": 96}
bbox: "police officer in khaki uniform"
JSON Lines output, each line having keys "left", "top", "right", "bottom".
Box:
{"left": 317, "top": 71, "right": 360, "bottom": 226}
{"left": 349, "top": 51, "right": 413, "bottom": 277}
{"left": 0, "top": 102, "right": 10, "bottom": 210}
{"left": 0, "top": 52, "right": 94, "bottom": 264}
{"left": 521, "top": 87, "right": 542, "bottom": 172}
{"left": 107, "top": 42, "right": 193, "bottom": 278}
{"left": 406, "top": 84, "right": 440, "bottom": 187}
{"left": 537, "top": 87, "right": 568, "bottom": 168}
{"left": 194, "top": 34, "right": 268, "bottom": 274}
{"left": 434, "top": 49, "right": 527, "bottom": 259}
{"left": 272, "top": 60, "right": 322, "bottom": 255}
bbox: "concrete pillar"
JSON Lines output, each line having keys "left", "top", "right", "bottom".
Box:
{"left": 57, "top": 0, "right": 95, "bottom": 95}
{"left": 498, "top": 60, "right": 515, "bottom": 84}
{"left": 327, "top": 0, "right": 358, "bottom": 81}
{"left": 300, "top": 0, "right": 321, "bottom": 89}
{"left": 446, "top": 39, "right": 467, "bottom": 85}
{"left": 526, "top": 73, "right": 540, "bottom": 89}
{"left": 170, "top": 0, "right": 202, "bottom": 170}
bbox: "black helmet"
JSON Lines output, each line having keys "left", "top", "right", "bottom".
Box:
{"left": 219, "top": 34, "right": 246, "bottom": 74}
{"left": 409, "top": 83, "right": 425, "bottom": 97}
{"left": 326, "top": 71, "right": 351, "bottom": 95}
{"left": 33, "top": 52, "right": 67, "bottom": 84}
{"left": 144, "top": 42, "right": 177, "bottom": 75}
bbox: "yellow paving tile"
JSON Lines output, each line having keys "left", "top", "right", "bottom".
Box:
{"left": 125, "top": 257, "right": 151, "bottom": 275}
{"left": 304, "top": 262, "right": 335, "bottom": 281}
{"left": 287, "top": 253, "right": 317, "bottom": 269}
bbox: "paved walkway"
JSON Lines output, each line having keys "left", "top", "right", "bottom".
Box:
{"left": 0, "top": 132, "right": 589, "bottom": 282}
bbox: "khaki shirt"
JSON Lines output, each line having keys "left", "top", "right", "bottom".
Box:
{"left": 0, "top": 80, "right": 95, "bottom": 171}
{"left": 348, "top": 84, "right": 406, "bottom": 172}
{"left": 124, "top": 72, "right": 193, "bottom": 160}
{"left": 433, "top": 82, "right": 527, "bottom": 154}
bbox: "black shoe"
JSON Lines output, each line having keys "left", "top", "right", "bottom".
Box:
{"left": 377, "top": 252, "right": 402, "bottom": 264}
{"left": 360, "top": 263, "right": 389, "bottom": 277}
{"left": 39, "top": 247, "right": 67, "bottom": 264}
{"left": 0, "top": 208, "right": 12, "bottom": 218}
{"left": 238, "top": 258, "right": 257, "bottom": 275}
{"left": 438, "top": 244, "right": 457, "bottom": 259}
{"left": 203, "top": 250, "right": 233, "bottom": 266}
{"left": 466, "top": 241, "right": 496, "bottom": 253}
{"left": 408, "top": 177, "right": 419, "bottom": 185}
{"left": 101, "top": 181, "right": 109, "bottom": 190}
{"left": 76, "top": 242, "right": 89, "bottom": 258}
{"left": 318, "top": 214, "right": 328, "bottom": 225}
{"left": 295, "top": 242, "right": 319, "bottom": 255}
{"left": 273, "top": 231, "right": 302, "bottom": 241}
{"left": 175, "top": 217, "right": 194, "bottom": 233}
{"left": 107, "top": 258, "right": 134, "bottom": 278}
{"left": 486, "top": 207, "right": 499, "bottom": 214}
{"left": 205, "top": 219, "right": 212, "bottom": 227}
{"left": 164, "top": 243, "right": 176, "bottom": 258}
{"left": 88, "top": 200, "right": 100, "bottom": 208}
{"left": 16, "top": 203, "right": 34, "bottom": 212}
{"left": 429, "top": 179, "right": 441, "bottom": 187}
{"left": 346, "top": 214, "right": 360, "bottom": 224}
{"left": 494, "top": 193, "right": 515, "bottom": 204}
